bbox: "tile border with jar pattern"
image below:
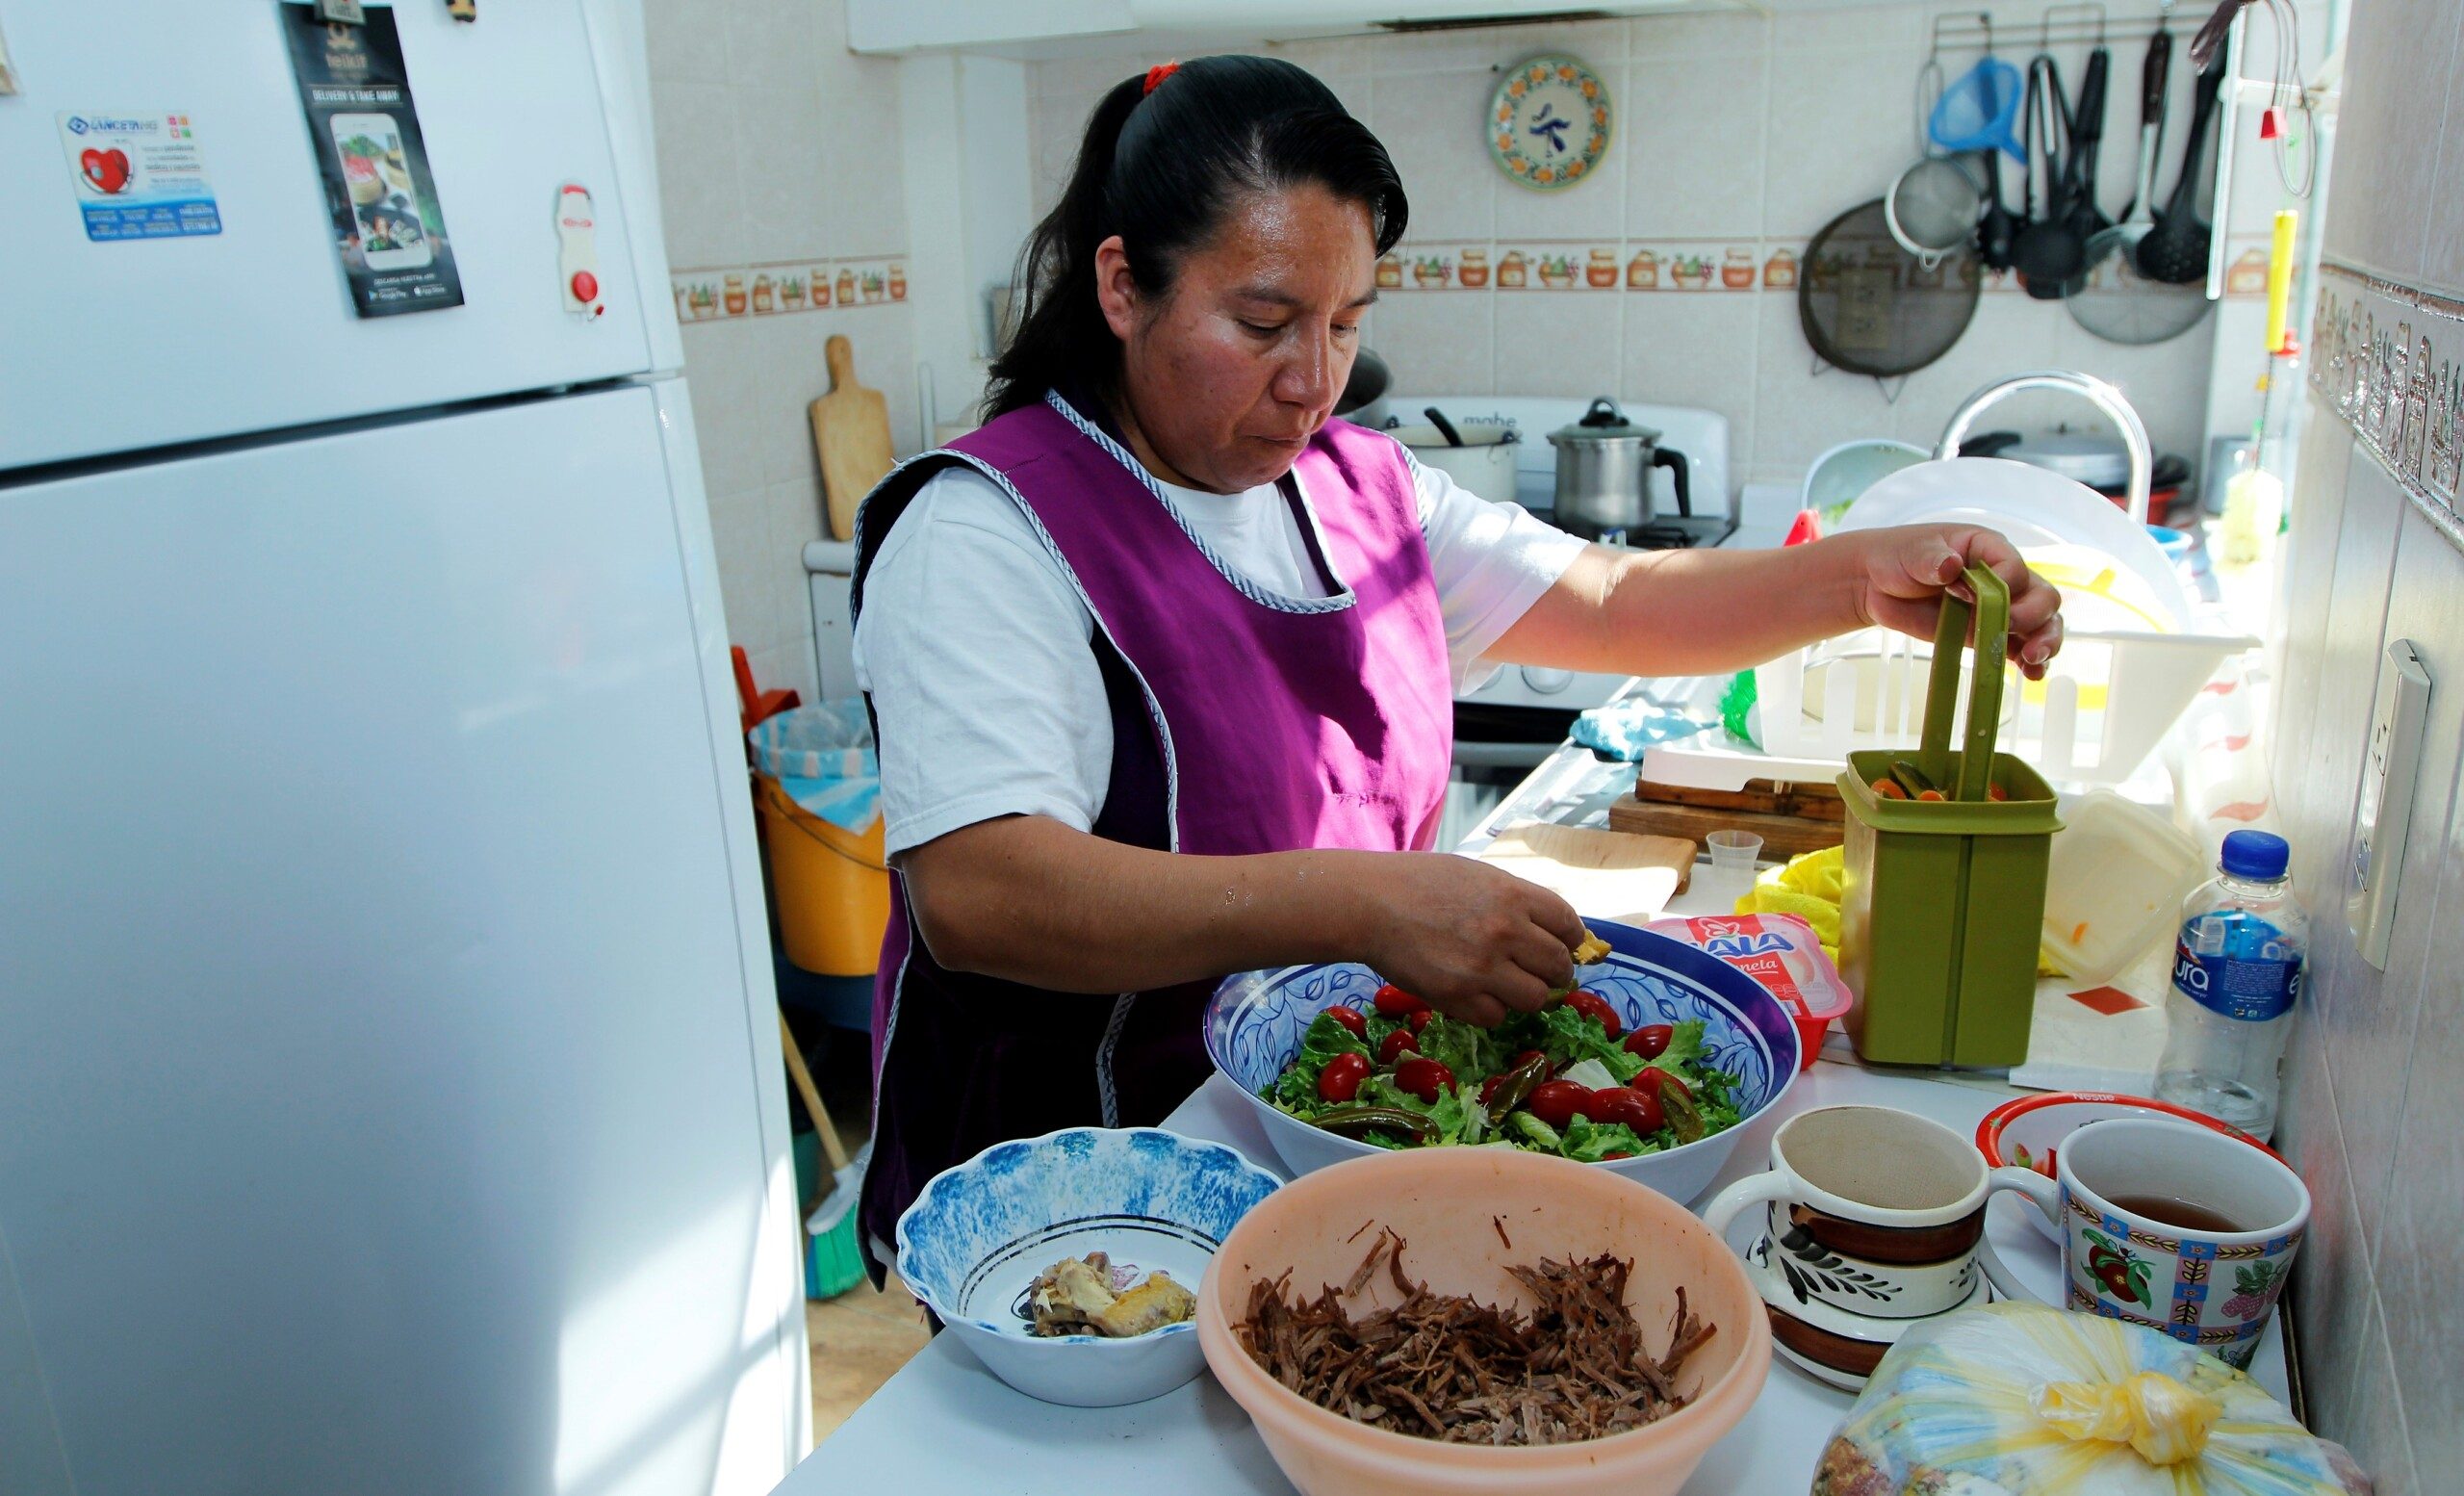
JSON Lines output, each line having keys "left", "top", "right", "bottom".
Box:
{"left": 671, "top": 255, "right": 910, "bottom": 325}
{"left": 1370, "top": 238, "right": 2278, "bottom": 299}
{"left": 1373, "top": 242, "right": 1832, "bottom": 294}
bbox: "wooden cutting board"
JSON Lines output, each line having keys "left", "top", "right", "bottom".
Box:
{"left": 1476, "top": 822, "right": 1694, "bottom": 925}
{"left": 1607, "top": 796, "right": 1843, "bottom": 862}
{"left": 808, "top": 334, "right": 893, "bottom": 541}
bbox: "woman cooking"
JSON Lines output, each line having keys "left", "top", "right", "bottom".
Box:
{"left": 850, "top": 56, "right": 2062, "bottom": 1257}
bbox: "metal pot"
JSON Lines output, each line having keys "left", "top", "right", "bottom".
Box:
{"left": 1389, "top": 405, "right": 1521, "bottom": 505}
{"left": 1546, "top": 397, "right": 1690, "bottom": 535}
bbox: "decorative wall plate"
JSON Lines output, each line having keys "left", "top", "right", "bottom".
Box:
{"left": 1489, "top": 54, "right": 1611, "bottom": 192}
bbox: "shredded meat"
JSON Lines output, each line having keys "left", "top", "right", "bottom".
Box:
{"left": 1234, "top": 1228, "right": 1715, "bottom": 1446}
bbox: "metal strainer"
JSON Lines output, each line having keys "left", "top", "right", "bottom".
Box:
{"left": 1886, "top": 154, "right": 1985, "bottom": 266}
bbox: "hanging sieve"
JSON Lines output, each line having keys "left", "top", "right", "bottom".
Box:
{"left": 1800, "top": 199, "right": 1982, "bottom": 387}
{"left": 1886, "top": 154, "right": 1986, "bottom": 266}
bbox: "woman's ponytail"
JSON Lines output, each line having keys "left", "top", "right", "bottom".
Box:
{"left": 984, "top": 56, "right": 1407, "bottom": 419}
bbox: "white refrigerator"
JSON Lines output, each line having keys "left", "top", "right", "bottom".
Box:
{"left": 0, "top": 4, "right": 808, "bottom": 1494}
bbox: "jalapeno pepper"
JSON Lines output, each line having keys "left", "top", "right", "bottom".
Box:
{"left": 1309, "top": 1104, "right": 1439, "bottom": 1142}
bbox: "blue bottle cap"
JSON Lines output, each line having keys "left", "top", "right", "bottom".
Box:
{"left": 2220, "top": 830, "right": 2291, "bottom": 880}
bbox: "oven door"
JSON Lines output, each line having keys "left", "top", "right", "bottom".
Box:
{"left": 1440, "top": 701, "right": 1585, "bottom": 848}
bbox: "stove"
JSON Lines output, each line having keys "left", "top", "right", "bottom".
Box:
{"left": 1378, "top": 394, "right": 1739, "bottom": 720}
{"left": 1558, "top": 514, "right": 1740, "bottom": 550}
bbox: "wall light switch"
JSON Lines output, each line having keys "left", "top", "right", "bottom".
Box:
{"left": 2348, "top": 638, "right": 2431, "bottom": 969}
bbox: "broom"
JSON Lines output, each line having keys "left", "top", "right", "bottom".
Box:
{"left": 780, "top": 1013, "right": 870, "bottom": 1300}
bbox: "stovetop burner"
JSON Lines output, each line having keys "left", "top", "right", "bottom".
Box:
{"left": 1557, "top": 513, "right": 1740, "bottom": 550}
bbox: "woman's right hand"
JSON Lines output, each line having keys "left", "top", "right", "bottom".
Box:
{"left": 1348, "top": 853, "right": 1587, "bottom": 1027}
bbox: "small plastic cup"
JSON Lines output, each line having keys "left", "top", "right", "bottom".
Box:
{"left": 1706, "top": 829, "right": 1765, "bottom": 869}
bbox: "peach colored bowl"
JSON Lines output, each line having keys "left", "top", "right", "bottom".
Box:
{"left": 1195, "top": 1148, "right": 1770, "bottom": 1496}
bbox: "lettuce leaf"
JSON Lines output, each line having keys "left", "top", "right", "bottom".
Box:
{"left": 1355, "top": 1073, "right": 1474, "bottom": 1146}
{"left": 1528, "top": 1005, "right": 1648, "bottom": 1084}
{"left": 1638, "top": 1018, "right": 1709, "bottom": 1079}
{"left": 1694, "top": 1067, "right": 1745, "bottom": 1136}
{"left": 1410, "top": 1014, "right": 1502, "bottom": 1080}
{"left": 1558, "top": 1117, "right": 1656, "bottom": 1161}
{"left": 1506, "top": 1111, "right": 1563, "bottom": 1152}
{"left": 1268, "top": 1010, "right": 1370, "bottom": 1113}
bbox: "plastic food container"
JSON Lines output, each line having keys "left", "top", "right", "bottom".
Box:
{"left": 2038, "top": 790, "right": 2204, "bottom": 985}
{"left": 1838, "top": 567, "right": 2062, "bottom": 1070}
{"left": 1646, "top": 913, "right": 1850, "bottom": 1070}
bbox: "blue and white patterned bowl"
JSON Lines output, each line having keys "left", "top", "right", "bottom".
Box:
{"left": 894, "top": 1126, "right": 1282, "bottom": 1407}
{"left": 1205, "top": 921, "right": 1801, "bottom": 1204}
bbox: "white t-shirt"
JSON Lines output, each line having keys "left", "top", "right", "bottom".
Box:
{"left": 853, "top": 435, "right": 1588, "bottom": 857}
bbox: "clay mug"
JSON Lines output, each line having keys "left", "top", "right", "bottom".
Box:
{"left": 1983, "top": 1116, "right": 2307, "bottom": 1370}
{"left": 1702, "top": 1105, "right": 2042, "bottom": 1386}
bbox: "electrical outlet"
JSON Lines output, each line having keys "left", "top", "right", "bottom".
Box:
{"left": 2348, "top": 638, "right": 2430, "bottom": 969}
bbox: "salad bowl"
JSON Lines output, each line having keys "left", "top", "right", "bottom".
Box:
{"left": 1205, "top": 921, "right": 1800, "bottom": 1204}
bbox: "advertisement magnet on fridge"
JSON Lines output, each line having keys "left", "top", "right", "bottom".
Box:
{"left": 280, "top": 3, "right": 463, "bottom": 318}
{"left": 55, "top": 112, "right": 221, "bottom": 241}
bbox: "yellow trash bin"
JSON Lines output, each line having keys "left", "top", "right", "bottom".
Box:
{"left": 755, "top": 771, "right": 890, "bottom": 976}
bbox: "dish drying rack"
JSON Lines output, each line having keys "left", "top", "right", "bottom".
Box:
{"left": 1751, "top": 624, "right": 2253, "bottom": 787}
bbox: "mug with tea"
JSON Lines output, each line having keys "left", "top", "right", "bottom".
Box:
{"left": 1702, "top": 1105, "right": 2048, "bottom": 1387}
{"left": 1982, "top": 1116, "right": 2309, "bottom": 1370}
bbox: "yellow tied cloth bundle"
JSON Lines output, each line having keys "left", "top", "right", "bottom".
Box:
{"left": 1811, "top": 1303, "right": 2373, "bottom": 1496}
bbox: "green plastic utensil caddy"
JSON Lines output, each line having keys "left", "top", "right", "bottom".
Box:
{"left": 1836, "top": 566, "right": 2062, "bottom": 1069}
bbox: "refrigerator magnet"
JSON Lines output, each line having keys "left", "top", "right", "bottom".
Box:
{"left": 280, "top": 4, "right": 464, "bottom": 318}
{"left": 56, "top": 112, "right": 223, "bottom": 242}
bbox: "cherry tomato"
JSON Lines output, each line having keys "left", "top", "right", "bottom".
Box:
{"left": 1589, "top": 1084, "right": 1665, "bottom": 1135}
{"left": 1563, "top": 990, "right": 1622, "bottom": 1039}
{"left": 1652, "top": 1070, "right": 1694, "bottom": 1101}
{"left": 1393, "top": 1056, "right": 1454, "bottom": 1105}
{"left": 1373, "top": 984, "right": 1429, "bottom": 1019}
{"left": 1406, "top": 1008, "right": 1433, "bottom": 1034}
{"left": 1511, "top": 1048, "right": 1552, "bottom": 1075}
{"left": 1322, "top": 1005, "right": 1368, "bottom": 1039}
{"left": 1318, "top": 1051, "right": 1369, "bottom": 1103}
{"left": 1478, "top": 1073, "right": 1505, "bottom": 1108}
{"left": 1377, "top": 1029, "right": 1418, "bottom": 1065}
{"left": 1526, "top": 1079, "right": 1594, "bottom": 1130}
{"left": 1625, "top": 1023, "right": 1675, "bottom": 1061}
{"left": 1602, "top": 1150, "right": 1633, "bottom": 1161}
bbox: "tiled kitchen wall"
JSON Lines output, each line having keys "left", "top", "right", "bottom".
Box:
{"left": 2264, "top": 0, "right": 2464, "bottom": 1488}
{"left": 646, "top": 0, "right": 919, "bottom": 705}
{"left": 1027, "top": 4, "right": 2270, "bottom": 488}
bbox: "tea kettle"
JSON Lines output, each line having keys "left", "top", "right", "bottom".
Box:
{"left": 1546, "top": 398, "right": 1690, "bottom": 538}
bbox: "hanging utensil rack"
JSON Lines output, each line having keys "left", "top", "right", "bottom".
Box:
{"left": 1932, "top": 6, "right": 2189, "bottom": 53}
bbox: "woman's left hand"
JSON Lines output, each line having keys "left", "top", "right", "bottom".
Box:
{"left": 1853, "top": 525, "right": 2065, "bottom": 680}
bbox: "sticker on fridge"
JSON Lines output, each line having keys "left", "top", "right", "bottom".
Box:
{"left": 279, "top": 4, "right": 463, "bottom": 317}
{"left": 56, "top": 113, "right": 222, "bottom": 241}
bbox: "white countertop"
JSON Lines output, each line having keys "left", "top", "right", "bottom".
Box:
{"left": 782, "top": 864, "right": 2287, "bottom": 1496}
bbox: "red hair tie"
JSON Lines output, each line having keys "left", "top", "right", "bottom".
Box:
{"left": 1142, "top": 61, "right": 1179, "bottom": 96}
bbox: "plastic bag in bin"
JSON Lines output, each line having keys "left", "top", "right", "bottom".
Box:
{"left": 747, "top": 700, "right": 878, "bottom": 833}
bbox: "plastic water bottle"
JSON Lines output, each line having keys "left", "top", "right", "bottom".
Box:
{"left": 2155, "top": 831, "right": 2305, "bottom": 1141}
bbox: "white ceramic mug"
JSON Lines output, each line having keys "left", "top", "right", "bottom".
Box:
{"left": 1703, "top": 1106, "right": 2043, "bottom": 1385}
{"left": 1983, "top": 1116, "right": 2309, "bottom": 1370}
